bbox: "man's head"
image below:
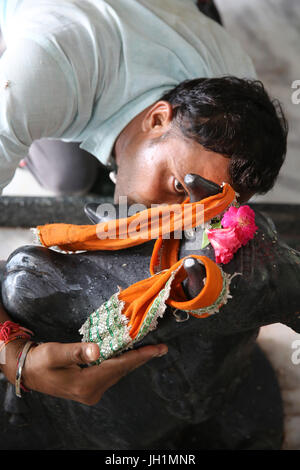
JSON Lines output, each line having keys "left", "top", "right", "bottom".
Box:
{"left": 113, "top": 77, "right": 288, "bottom": 206}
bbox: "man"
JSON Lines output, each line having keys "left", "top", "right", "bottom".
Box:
{"left": 0, "top": 0, "right": 287, "bottom": 404}
{"left": 0, "top": 0, "right": 257, "bottom": 196}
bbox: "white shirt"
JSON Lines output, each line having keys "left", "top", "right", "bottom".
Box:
{"left": 0, "top": 0, "right": 256, "bottom": 192}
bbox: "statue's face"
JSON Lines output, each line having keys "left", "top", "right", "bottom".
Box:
{"left": 113, "top": 101, "right": 253, "bottom": 207}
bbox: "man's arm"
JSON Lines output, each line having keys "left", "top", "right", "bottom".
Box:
{"left": 0, "top": 297, "right": 167, "bottom": 405}
{"left": 0, "top": 37, "right": 78, "bottom": 191}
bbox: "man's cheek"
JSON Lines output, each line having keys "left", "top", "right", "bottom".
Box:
{"left": 114, "top": 178, "right": 139, "bottom": 203}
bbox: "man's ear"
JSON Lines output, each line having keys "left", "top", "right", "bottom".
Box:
{"left": 142, "top": 101, "right": 173, "bottom": 134}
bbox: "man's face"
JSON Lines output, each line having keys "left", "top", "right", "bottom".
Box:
{"left": 113, "top": 101, "right": 252, "bottom": 206}
{"left": 114, "top": 135, "right": 231, "bottom": 206}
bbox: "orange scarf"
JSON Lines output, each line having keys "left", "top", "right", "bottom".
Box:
{"left": 34, "top": 183, "right": 236, "bottom": 362}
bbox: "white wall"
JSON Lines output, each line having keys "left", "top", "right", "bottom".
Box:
{"left": 216, "top": 0, "right": 300, "bottom": 203}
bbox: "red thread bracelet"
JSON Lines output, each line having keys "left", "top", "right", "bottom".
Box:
{"left": 0, "top": 322, "right": 34, "bottom": 394}
{"left": 0, "top": 334, "right": 32, "bottom": 354}
{"left": 0, "top": 321, "right": 33, "bottom": 342}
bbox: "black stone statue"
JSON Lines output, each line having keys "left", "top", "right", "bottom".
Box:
{"left": 1, "top": 175, "right": 300, "bottom": 450}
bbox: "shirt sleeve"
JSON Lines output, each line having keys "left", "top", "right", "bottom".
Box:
{"left": 0, "top": 37, "right": 77, "bottom": 193}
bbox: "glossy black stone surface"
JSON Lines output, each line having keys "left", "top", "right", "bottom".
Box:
{"left": 0, "top": 194, "right": 299, "bottom": 449}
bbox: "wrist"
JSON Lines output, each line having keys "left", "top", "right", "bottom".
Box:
{"left": 0, "top": 320, "right": 34, "bottom": 386}
{"left": 15, "top": 340, "right": 37, "bottom": 397}
{"left": 0, "top": 338, "right": 29, "bottom": 384}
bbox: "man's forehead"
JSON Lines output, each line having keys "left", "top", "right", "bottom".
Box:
{"left": 171, "top": 146, "right": 230, "bottom": 182}
{"left": 168, "top": 147, "right": 255, "bottom": 203}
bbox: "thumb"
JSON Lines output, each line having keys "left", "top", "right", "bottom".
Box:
{"left": 81, "top": 342, "right": 101, "bottom": 363}
{"left": 46, "top": 342, "right": 100, "bottom": 368}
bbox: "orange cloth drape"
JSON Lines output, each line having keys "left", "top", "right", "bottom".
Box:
{"left": 36, "top": 183, "right": 235, "bottom": 252}
{"left": 35, "top": 183, "right": 236, "bottom": 337}
{"left": 121, "top": 254, "right": 225, "bottom": 339}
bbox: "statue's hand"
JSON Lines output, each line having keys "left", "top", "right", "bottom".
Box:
{"left": 4, "top": 340, "right": 168, "bottom": 406}
{"left": 183, "top": 173, "right": 222, "bottom": 202}
{"left": 182, "top": 257, "right": 206, "bottom": 299}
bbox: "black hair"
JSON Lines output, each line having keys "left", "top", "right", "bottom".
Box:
{"left": 160, "top": 77, "right": 288, "bottom": 195}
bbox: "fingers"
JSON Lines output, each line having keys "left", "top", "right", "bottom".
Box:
{"left": 101, "top": 344, "right": 168, "bottom": 379}
{"left": 73, "top": 344, "right": 168, "bottom": 406}
{"left": 182, "top": 257, "right": 206, "bottom": 299}
{"left": 184, "top": 173, "right": 222, "bottom": 202}
{"left": 110, "top": 343, "right": 168, "bottom": 373}
{"left": 87, "top": 344, "right": 168, "bottom": 392}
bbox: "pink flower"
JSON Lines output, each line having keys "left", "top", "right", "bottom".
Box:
{"left": 205, "top": 205, "right": 258, "bottom": 264}
{"left": 221, "top": 205, "right": 258, "bottom": 246}
{"left": 207, "top": 226, "right": 242, "bottom": 264}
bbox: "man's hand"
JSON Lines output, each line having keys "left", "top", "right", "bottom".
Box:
{"left": 3, "top": 340, "right": 168, "bottom": 406}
